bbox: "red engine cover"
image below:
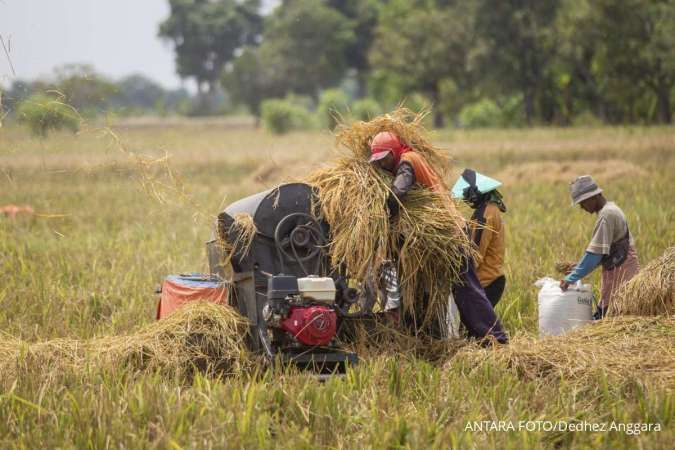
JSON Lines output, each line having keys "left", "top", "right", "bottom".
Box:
{"left": 280, "top": 305, "right": 337, "bottom": 346}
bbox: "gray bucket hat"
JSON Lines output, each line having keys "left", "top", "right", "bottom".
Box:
{"left": 570, "top": 175, "right": 603, "bottom": 205}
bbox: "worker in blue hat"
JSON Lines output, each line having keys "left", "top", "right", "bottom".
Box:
{"left": 452, "top": 169, "right": 507, "bottom": 307}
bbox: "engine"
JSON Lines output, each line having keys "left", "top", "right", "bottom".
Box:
{"left": 262, "top": 275, "right": 338, "bottom": 346}
{"left": 281, "top": 306, "right": 337, "bottom": 346}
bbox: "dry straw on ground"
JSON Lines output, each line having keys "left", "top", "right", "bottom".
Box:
{"left": 609, "top": 247, "right": 674, "bottom": 316}
{"left": 306, "top": 108, "right": 473, "bottom": 327}
{"left": 0, "top": 302, "right": 251, "bottom": 381}
{"left": 340, "top": 317, "right": 467, "bottom": 363}
{"left": 454, "top": 316, "right": 674, "bottom": 386}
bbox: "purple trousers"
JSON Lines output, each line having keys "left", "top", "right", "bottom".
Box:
{"left": 452, "top": 258, "right": 508, "bottom": 344}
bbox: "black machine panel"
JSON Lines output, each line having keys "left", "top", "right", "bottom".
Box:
{"left": 215, "top": 183, "right": 329, "bottom": 277}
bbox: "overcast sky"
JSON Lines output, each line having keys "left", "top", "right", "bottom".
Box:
{"left": 0, "top": 0, "right": 277, "bottom": 91}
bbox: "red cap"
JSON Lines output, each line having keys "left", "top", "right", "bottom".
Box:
{"left": 369, "top": 149, "right": 392, "bottom": 163}
{"left": 369, "top": 131, "right": 409, "bottom": 165}
{"left": 369, "top": 131, "right": 400, "bottom": 162}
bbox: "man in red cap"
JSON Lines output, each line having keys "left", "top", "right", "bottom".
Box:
{"left": 369, "top": 131, "right": 508, "bottom": 344}
{"left": 369, "top": 132, "right": 444, "bottom": 212}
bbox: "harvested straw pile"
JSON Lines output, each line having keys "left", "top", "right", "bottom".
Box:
{"left": 306, "top": 108, "right": 473, "bottom": 327}
{"left": 454, "top": 316, "right": 675, "bottom": 386}
{"left": 339, "top": 317, "right": 467, "bottom": 363}
{"left": 0, "top": 303, "right": 251, "bottom": 381}
{"left": 609, "top": 247, "right": 674, "bottom": 316}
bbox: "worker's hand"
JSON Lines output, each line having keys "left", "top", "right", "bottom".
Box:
{"left": 559, "top": 280, "right": 571, "bottom": 291}
{"left": 555, "top": 261, "right": 576, "bottom": 276}
{"left": 386, "top": 194, "right": 400, "bottom": 220}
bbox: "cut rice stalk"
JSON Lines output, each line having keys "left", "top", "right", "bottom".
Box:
{"left": 0, "top": 303, "right": 251, "bottom": 381}
{"left": 335, "top": 107, "right": 451, "bottom": 178}
{"left": 609, "top": 247, "right": 674, "bottom": 316}
{"left": 453, "top": 315, "right": 674, "bottom": 387}
{"left": 218, "top": 212, "right": 258, "bottom": 270}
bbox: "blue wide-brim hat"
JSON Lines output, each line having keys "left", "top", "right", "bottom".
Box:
{"left": 451, "top": 169, "right": 502, "bottom": 199}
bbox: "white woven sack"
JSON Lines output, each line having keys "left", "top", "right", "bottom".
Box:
{"left": 446, "top": 292, "right": 461, "bottom": 338}
{"left": 536, "top": 277, "right": 593, "bottom": 336}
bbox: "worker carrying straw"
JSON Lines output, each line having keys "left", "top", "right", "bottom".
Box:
{"left": 451, "top": 169, "right": 507, "bottom": 307}
{"left": 560, "top": 175, "right": 640, "bottom": 319}
{"left": 369, "top": 131, "right": 508, "bottom": 344}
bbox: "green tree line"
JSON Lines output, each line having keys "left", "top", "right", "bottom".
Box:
{"left": 160, "top": 0, "right": 673, "bottom": 126}
{"left": 2, "top": 64, "right": 192, "bottom": 119}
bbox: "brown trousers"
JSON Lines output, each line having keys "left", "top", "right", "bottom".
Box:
{"left": 601, "top": 246, "right": 640, "bottom": 308}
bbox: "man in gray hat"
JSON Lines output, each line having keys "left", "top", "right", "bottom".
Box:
{"left": 560, "top": 175, "right": 640, "bottom": 319}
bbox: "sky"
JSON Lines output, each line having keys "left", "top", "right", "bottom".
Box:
{"left": 0, "top": 0, "right": 212, "bottom": 91}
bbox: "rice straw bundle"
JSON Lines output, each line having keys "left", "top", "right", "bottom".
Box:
{"left": 609, "top": 247, "right": 674, "bottom": 316}
{"left": 335, "top": 108, "right": 451, "bottom": 178}
{"left": 393, "top": 189, "right": 474, "bottom": 325}
{"left": 0, "top": 303, "right": 251, "bottom": 382}
{"left": 306, "top": 157, "right": 393, "bottom": 281}
{"left": 306, "top": 108, "right": 473, "bottom": 327}
{"left": 218, "top": 212, "right": 258, "bottom": 269}
{"left": 555, "top": 261, "right": 576, "bottom": 275}
{"left": 454, "top": 316, "right": 675, "bottom": 387}
{"left": 228, "top": 212, "right": 257, "bottom": 258}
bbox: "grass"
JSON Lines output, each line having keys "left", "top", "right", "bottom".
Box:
{"left": 0, "top": 120, "right": 674, "bottom": 448}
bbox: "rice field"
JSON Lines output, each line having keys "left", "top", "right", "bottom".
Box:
{"left": 0, "top": 119, "right": 673, "bottom": 448}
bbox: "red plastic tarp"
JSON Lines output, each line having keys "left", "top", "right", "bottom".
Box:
{"left": 156, "top": 274, "right": 228, "bottom": 320}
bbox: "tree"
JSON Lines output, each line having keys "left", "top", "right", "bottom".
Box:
{"left": 1, "top": 79, "right": 44, "bottom": 116}
{"left": 553, "top": 0, "right": 606, "bottom": 123}
{"left": 475, "top": 0, "right": 560, "bottom": 125}
{"left": 221, "top": 46, "right": 278, "bottom": 121}
{"left": 110, "top": 74, "right": 166, "bottom": 111}
{"left": 369, "top": 0, "right": 479, "bottom": 127}
{"left": 253, "top": 0, "right": 356, "bottom": 100}
{"left": 326, "top": 0, "right": 383, "bottom": 96}
{"left": 17, "top": 93, "right": 80, "bottom": 137}
{"left": 591, "top": 0, "right": 674, "bottom": 123}
{"left": 54, "top": 64, "right": 116, "bottom": 115}
{"left": 159, "top": 0, "right": 262, "bottom": 95}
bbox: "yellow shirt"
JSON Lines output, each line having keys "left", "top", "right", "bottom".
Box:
{"left": 470, "top": 202, "right": 505, "bottom": 287}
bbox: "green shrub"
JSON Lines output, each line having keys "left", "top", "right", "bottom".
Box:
{"left": 17, "top": 94, "right": 80, "bottom": 137}
{"left": 317, "top": 89, "right": 350, "bottom": 130}
{"left": 260, "top": 98, "right": 313, "bottom": 134}
{"left": 351, "top": 98, "right": 382, "bottom": 122}
{"left": 497, "top": 95, "right": 526, "bottom": 127}
{"left": 572, "top": 111, "right": 604, "bottom": 127}
{"left": 459, "top": 98, "right": 503, "bottom": 128}
{"left": 284, "top": 94, "right": 315, "bottom": 111}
